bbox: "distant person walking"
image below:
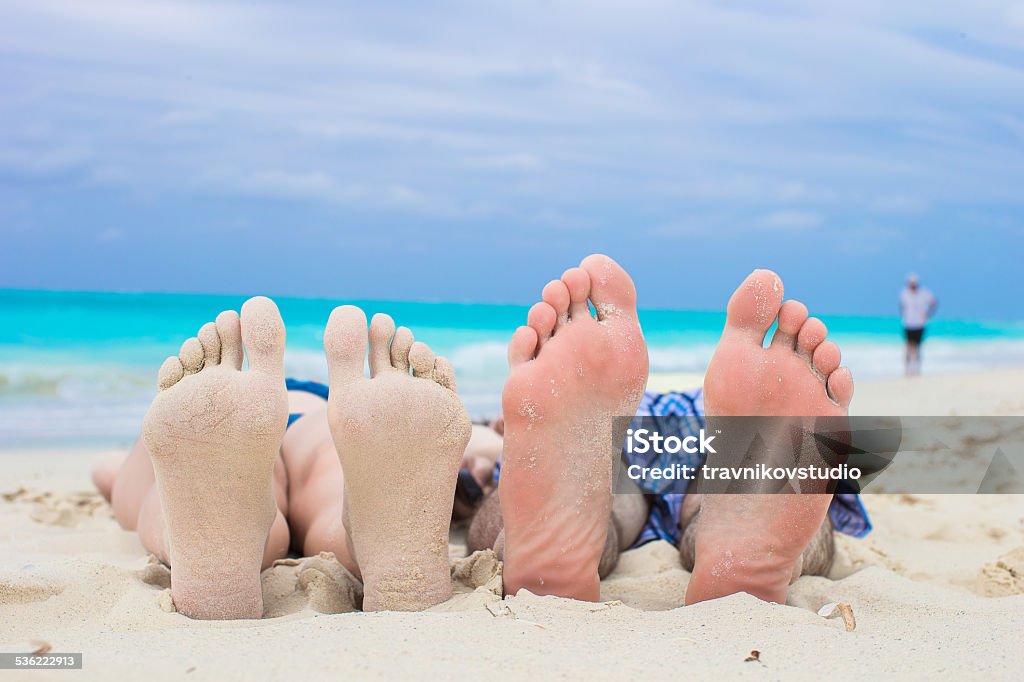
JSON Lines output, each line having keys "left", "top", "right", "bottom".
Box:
{"left": 900, "top": 273, "right": 937, "bottom": 376}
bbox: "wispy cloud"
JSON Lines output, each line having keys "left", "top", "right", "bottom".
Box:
{"left": 464, "top": 154, "right": 545, "bottom": 173}
{"left": 0, "top": 0, "right": 1022, "bottom": 313}
{"left": 96, "top": 227, "right": 123, "bottom": 242}
{"left": 3, "top": 0, "right": 1022, "bottom": 219}
{"left": 758, "top": 210, "right": 824, "bottom": 230}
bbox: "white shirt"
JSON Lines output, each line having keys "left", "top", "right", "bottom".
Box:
{"left": 900, "top": 287, "right": 936, "bottom": 329}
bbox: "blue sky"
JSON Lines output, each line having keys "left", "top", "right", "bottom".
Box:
{"left": 1, "top": 1, "right": 1022, "bottom": 318}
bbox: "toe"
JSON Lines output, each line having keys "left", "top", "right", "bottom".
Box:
{"left": 580, "top": 253, "right": 637, "bottom": 321}
{"left": 527, "top": 301, "right": 557, "bottom": 348}
{"left": 797, "top": 317, "right": 828, "bottom": 359}
{"left": 198, "top": 322, "right": 221, "bottom": 367}
{"left": 541, "top": 279, "right": 571, "bottom": 329}
{"left": 324, "top": 305, "right": 368, "bottom": 387}
{"left": 368, "top": 313, "right": 397, "bottom": 377}
{"left": 157, "top": 356, "right": 185, "bottom": 390}
{"left": 769, "top": 300, "right": 808, "bottom": 349}
{"left": 813, "top": 341, "right": 841, "bottom": 377}
{"left": 508, "top": 325, "right": 539, "bottom": 367}
{"left": 562, "top": 267, "right": 592, "bottom": 320}
{"left": 390, "top": 326, "right": 414, "bottom": 372}
{"left": 179, "top": 337, "right": 204, "bottom": 375}
{"left": 216, "top": 310, "right": 243, "bottom": 370}
{"left": 432, "top": 356, "right": 457, "bottom": 391}
{"left": 409, "top": 341, "right": 436, "bottom": 378}
{"left": 723, "top": 269, "right": 785, "bottom": 344}
{"left": 827, "top": 366, "right": 855, "bottom": 407}
{"left": 241, "top": 296, "right": 286, "bottom": 376}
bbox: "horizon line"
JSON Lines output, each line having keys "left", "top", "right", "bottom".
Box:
{"left": 3, "top": 286, "right": 1024, "bottom": 327}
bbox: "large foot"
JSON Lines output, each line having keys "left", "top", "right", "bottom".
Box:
{"left": 499, "top": 254, "right": 649, "bottom": 601}
{"left": 685, "top": 270, "right": 854, "bottom": 605}
{"left": 142, "top": 297, "right": 288, "bottom": 619}
{"left": 324, "top": 307, "right": 471, "bottom": 611}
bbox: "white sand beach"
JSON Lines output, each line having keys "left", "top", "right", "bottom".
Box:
{"left": 2, "top": 367, "right": 1023, "bottom": 680}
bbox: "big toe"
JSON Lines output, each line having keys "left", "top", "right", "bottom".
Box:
{"left": 325, "top": 305, "right": 369, "bottom": 387}
{"left": 724, "top": 269, "right": 784, "bottom": 343}
{"left": 579, "top": 253, "right": 638, "bottom": 321}
{"left": 240, "top": 296, "right": 286, "bottom": 375}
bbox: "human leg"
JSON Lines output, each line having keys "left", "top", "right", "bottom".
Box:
{"left": 683, "top": 271, "right": 853, "bottom": 605}
{"left": 138, "top": 297, "right": 290, "bottom": 619}
{"left": 322, "top": 307, "right": 471, "bottom": 611}
{"left": 497, "top": 255, "right": 649, "bottom": 601}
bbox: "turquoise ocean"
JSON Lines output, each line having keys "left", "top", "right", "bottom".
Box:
{"left": 3, "top": 289, "right": 1024, "bottom": 448}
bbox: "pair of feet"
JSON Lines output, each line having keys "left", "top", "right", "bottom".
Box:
{"left": 496, "top": 259, "right": 853, "bottom": 604}
{"left": 144, "top": 255, "right": 852, "bottom": 619}
{"left": 144, "top": 299, "right": 471, "bottom": 617}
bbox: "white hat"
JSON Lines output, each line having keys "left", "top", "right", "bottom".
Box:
{"left": 907, "top": 272, "right": 919, "bottom": 284}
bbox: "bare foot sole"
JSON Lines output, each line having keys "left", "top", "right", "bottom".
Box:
{"left": 324, "top": 307, "right": 471, "bottom": 611}
{"left": 499, "top": 254, "right": 649, "bottom": 601}
{"left": 142, "top": 297, "right": 288, "bottom": 619}
{"left": 685, "top": 270, "right": 854, "bottom": 605}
